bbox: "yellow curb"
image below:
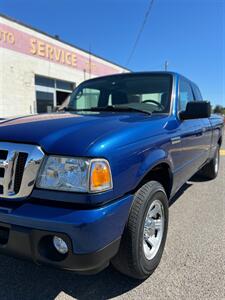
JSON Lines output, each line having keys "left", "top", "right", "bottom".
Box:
{"left": 220, "top": 149, "right": 225, "bottom": 156}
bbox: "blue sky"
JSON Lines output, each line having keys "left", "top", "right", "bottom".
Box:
{"left": 0, "top": 0, "right": 224, "bottom": 106}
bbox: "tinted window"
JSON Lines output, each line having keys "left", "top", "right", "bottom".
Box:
{"left": 36, "top": 91, "right": 54, "bottom": 113}
{"left": 192, "top": 84, "right": 203, "bottom": 101}
{"left": 56, "top": 80, "right": 75, "bottom": 91}
{"left": 35, "top": 75, "right": 75, "bottom": 91}
{"left": 179, "top": 79, "right": 195, "bottom": 111}
{"left": 35, "top": 75, "right": 55, "bottom": 88}
{"left": 69, "top": 75, "right": 172, "bottom": 114}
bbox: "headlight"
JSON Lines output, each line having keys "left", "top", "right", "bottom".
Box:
{"left": 36, "top": 156, "right": 113, "bottom": 193}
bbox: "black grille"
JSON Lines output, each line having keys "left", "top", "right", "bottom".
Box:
{"left": 14, "top": 153, "right": 28, "bottom": 194}
{"left": 0, "top": 151, "right": 7, "bottom": 195}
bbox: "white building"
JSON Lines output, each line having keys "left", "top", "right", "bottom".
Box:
{"left": 0, "top": 14, "right": 129, "bottom": 118}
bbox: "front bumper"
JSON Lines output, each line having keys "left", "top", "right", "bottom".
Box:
{"left": 0, "top": 194, "right": 133, "bottom": 273}
{"left": 0, "top": 223, "right": 121, "bottom": 273}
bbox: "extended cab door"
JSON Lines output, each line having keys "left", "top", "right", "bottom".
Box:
{"left": 191, "top": 83, "right": 212, "bottom": 163}
{"left": 175, "top": 78, "right": 208, "bottom": 186}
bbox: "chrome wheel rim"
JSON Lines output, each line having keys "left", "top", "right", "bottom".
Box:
{"left": 143, "top": 199, "right": 164, "bottom": 260}
{"left": 215, "top": 150, "right": 219, "bottom": 174}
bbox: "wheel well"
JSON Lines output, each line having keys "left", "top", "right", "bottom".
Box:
{"left": 135, "top": 163, "right": 173, "bottom": 199}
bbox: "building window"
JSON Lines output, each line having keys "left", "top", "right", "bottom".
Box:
{"left": 35, "top": 75, "right": 75, "bottom": 113}
{"left": 56, "top": 79, "right": 75, "bottom": 91}
{"left": 35, "top": 76, "right": 55, "bottom": 88}
{"left": 36, "top": 91, "right": 54, "bottom": 113}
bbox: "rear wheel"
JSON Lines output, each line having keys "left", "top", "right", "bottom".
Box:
{"left": 200, "top": 147, "right": 220, "bottom": 180}
{"left": 111, "top": 181, "right": 168, "bottom": 280}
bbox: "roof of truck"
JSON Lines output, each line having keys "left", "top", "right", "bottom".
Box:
{"left": 83, "top": 71, "right": 193, "bottom": 84}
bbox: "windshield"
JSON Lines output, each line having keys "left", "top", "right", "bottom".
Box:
{"left": 67, "top": 74, "right": 172, "bottom": 114}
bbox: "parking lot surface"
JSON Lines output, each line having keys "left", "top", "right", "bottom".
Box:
{"left": 0, "top": 147, "right": 224, "bottom": 300}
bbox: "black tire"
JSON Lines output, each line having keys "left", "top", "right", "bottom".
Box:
{"left": 111, "top": 181, "right": 168, "bottom": 280}
{"left": 200, "top": 147, "right": 220, "bottom": 180}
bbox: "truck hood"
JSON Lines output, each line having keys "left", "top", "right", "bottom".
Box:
{"left": 0, "top": 112, "right": 167, "bottom": 156}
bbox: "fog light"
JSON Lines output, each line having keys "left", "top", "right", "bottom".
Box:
{"left": 53, "top": 236, "right": 68, "bottom": 254}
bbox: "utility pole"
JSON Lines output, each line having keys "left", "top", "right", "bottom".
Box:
{"left": 164, "top": 60, "right": 168, "bottom": 71}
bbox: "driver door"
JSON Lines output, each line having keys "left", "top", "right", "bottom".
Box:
{"left": 176, "top": 78, "right": 206, "bottom": 185}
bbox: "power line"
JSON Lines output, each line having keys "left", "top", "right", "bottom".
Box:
{"left": 125, "top": 0, "right": 155, "bottom": 67}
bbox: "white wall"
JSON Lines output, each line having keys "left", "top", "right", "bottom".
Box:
{"left": 0, "top": 47, "right": 87, "bottom": 117}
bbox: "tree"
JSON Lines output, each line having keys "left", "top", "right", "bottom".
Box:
{"left": 213, "top": 105, "right": 225, "bottom": 115}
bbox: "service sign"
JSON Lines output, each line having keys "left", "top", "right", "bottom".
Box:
{"left": 0, "top": 22, "right": 119, "bottom": 75}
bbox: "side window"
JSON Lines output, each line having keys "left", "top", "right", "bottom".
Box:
{"left": 179, "top": 79, "right": 195, "bottom": 111}
{"left": 192, "top": 84, "right": 203, "bottom": 101}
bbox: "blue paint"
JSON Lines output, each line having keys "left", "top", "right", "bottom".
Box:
{"left": 0, "top": 194, "right": 133, "bottom": 253}
{"left": 0, "top": 72, "right": 223, "bottom": 256}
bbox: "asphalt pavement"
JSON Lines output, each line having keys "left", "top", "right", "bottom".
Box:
{"left": 0, "top": 147, "right": 224, "bottom": 300}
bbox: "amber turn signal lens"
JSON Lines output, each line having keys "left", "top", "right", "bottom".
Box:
{"left": 90, "top": 160, "right": 112, "bottom": 192}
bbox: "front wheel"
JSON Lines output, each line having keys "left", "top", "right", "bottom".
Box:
{"left": 111, "top": 181, "right": 168, "bottom": 280}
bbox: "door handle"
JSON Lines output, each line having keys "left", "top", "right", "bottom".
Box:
{"left": 171, "top": 137, "right": 181, "bottom": 145}
{"left": 196, "top": 127, "right": 206, "bottom": 136}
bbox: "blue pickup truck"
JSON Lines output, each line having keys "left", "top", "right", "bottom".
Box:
{"left": 0, "top": 72, "right": 223, "bottom": 279}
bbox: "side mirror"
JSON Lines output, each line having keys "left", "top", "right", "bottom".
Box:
{"left": 179, "top": 101, "right": 211, "bottom": 120}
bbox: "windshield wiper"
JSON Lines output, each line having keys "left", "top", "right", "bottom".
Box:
{"left": 65, "top": 106, "right": 151, "bottom": 115}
